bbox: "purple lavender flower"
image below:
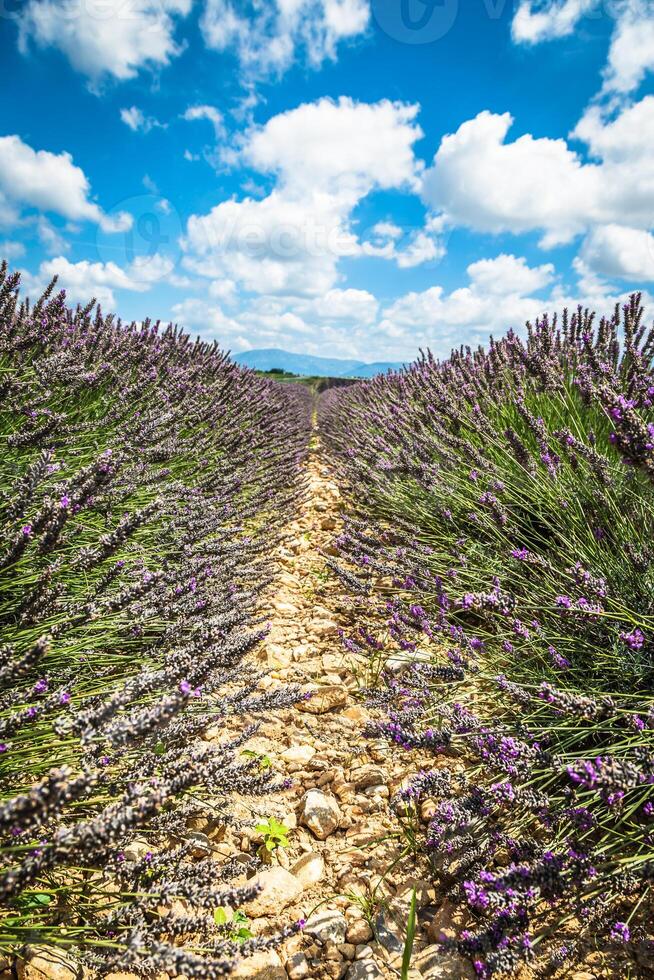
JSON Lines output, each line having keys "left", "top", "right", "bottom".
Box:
{"left": 610, "top": 922, "right": 630, "bottom": 943}
{"left": 463, "top": 880, "right": 491, "bottom": 909}
{"left": 510, "top": 547, "right": 529, "bottom": 561}
{"left": 620, "top": 627, "right": 645, "bottom": 651}
{"left": 548, "top": 646, "right": 570, "bottom": 669}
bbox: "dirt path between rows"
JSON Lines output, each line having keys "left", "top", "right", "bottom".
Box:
{"left": 229, "top": 427, "right": 475, "bottom": 980}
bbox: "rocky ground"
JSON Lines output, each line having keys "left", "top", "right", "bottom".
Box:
{"left": 215, "top": 434, "right": 475, "bottom": 980}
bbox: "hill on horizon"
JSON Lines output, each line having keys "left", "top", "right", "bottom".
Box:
{"left": 232, "top": 348, "right": 405, "bottom": 378}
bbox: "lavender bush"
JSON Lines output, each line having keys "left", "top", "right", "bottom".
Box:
{"left": 321, "top": 296, "right": 654, "bottom": 976}
{"left": 0, "top": 263, "right": 311, "bottom": 973}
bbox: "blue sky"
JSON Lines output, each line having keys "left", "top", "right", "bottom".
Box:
{"left": 1, "top": 0, "right": 654, "bottom": 361}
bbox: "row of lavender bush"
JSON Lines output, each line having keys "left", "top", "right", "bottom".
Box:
{"left": 320, "top": 295, "right": 654, "bottom": 977}
{"left": 0, "top": 264, "right": 311, "bottom": 975}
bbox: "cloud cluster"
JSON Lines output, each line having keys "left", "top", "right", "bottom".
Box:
{"left": 120, "top": 106, "right": 165, "bottom": 133}
{"left": 422, "top": 96, "right": 654, "bottom": 281}
{"left": 512, "top": 0, "right": 654, "bottom": 99}
{"left": 13, "top": 83, "right": 653, "bottom": 361}
{"left": 18, "top": 0, "right": 191, "bottom": 82}
{"left": 512, "top": 0, "right": 598, "bottom": 44}
{"left": 580, "top": 224, "right": 654, "bottom": 281}
{"left": 376, "top": 255, "right": 649, "bottom": 361}
{"left": 201, "top": 0, "right": 370, "bottom": 80}
{"left": 171, "top": 284, "right": 380, "bottom": 356}
{"left": 377, "top": 254, "right": 556, "bottom": 351}
{"left": 24, "top": 253, "right": 176, "bottom": 308}
{"left": 15, "top": 0, "right": 369, "bottom": 88}
{"left": 182, "top": 97, "right": 438, "bottom": 296}
{"left": 169, "top": 250, "right": 646, "bottom": 361}
{"left": 601, "top": 0, "right": 654, "bottom": 97}
{"left": 0, "top": 135, "right": 131, "bottom": 232}
{"left": 182, "top": 105, "right": 225, "bottom": 138}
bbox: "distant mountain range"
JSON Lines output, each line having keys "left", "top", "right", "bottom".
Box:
{"left": 232, "top": 348, "right": 405, "bottom": 378}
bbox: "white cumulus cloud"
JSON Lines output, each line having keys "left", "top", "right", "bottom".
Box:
{"left": 18, "top": 0, "right": 191, "bottom": 82}
{"left": 421, "top": 98, "right": 654, "bottom": 252}
{"left": 183, "top": 97, "right": 432, "bottom": 297}
{"left": 601, "top": 0, "right": 654, "bottom": 97}
{"left": 307, "top": 287, "right": 379, "bottom": 324}
{"left": 375, "top": 253, "right": 649, "bottom": 360}
{"left": 512, "top": 0, "right": 654, "bottom": 99}
{"left": 183, "top": 105, "right": 225, "bottom": 137}
{"left": 26, "top": 257, "right": 146, "bottom": 307}
{"left": 23, "top": 253, "right": 177, "bottom": 308}
{"left": 120, "top": 106, "right": 165, "bottom": 133}
{"left": 572, "top": 96, "right": 654, "bottom": 160}
{"left": 244, "top": 97, "right": 422, "bottom": 196}
{"left": 380, "top": 254, "right": 556, "bottom": 349}
{"left": 467, "top": 253, "right": 556, "bottom": 295}
{"left": 512, "top": 0, "right": 598, "bottom": 44}
{"left": 201, "top": 0, "right": 369, "bottom": 81}
{"left": 580, "top": 224, "right": 654, "bottom": 282}
{"left": 0, "top": 135, "right": 131, "bottom": 232}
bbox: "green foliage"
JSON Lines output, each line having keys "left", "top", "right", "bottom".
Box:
{"left": 400, "top": 887, "right": 417, "bottom": 980}
{"left": 213, "top": 907, "right": 253, "bottom": 942}
{"left": 241, "top": 748, "right": 272, "bottom": 770}
{"left": 255, "top": 816, "right": 290, "bottom": 858}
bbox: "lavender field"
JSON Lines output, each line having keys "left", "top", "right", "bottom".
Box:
{"left": 0, "top": 264, "right": 311, "bottom": 975}
{"left": 1, "top": 264, "right": 653, "bottom": 980}
{"left": 322, "top": 296, "right": 654, "bottom": 977}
